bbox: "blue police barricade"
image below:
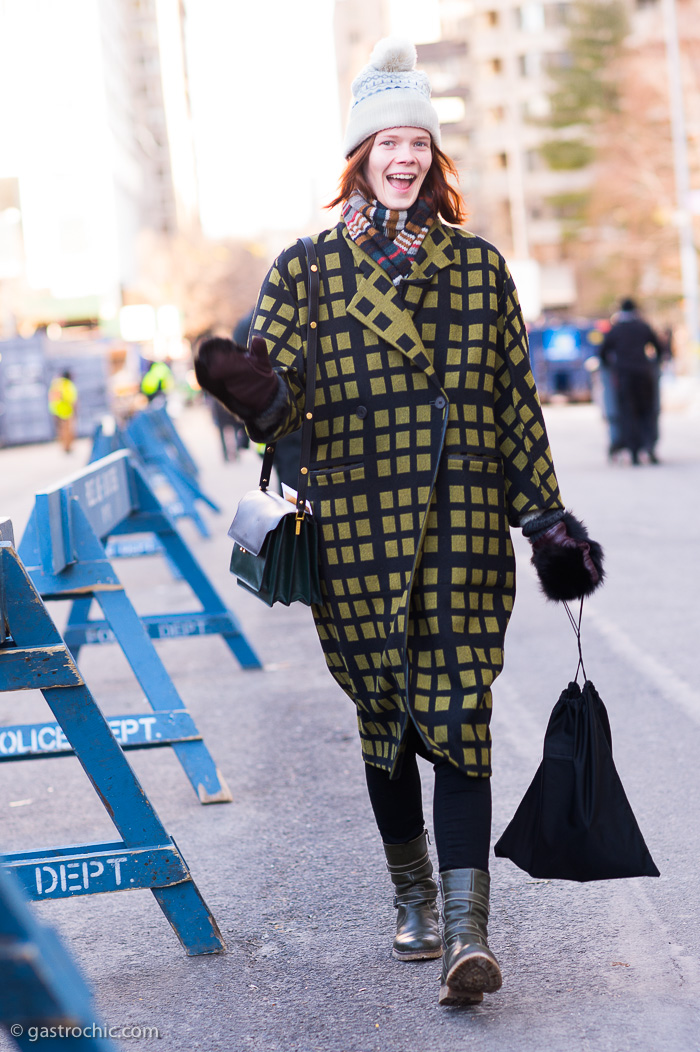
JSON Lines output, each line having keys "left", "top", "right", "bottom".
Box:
{"left": 0, "top": 865, "right": 118, "bottom": 1051}
{"left": 15, "top": 453, "right": 247, "bottom": 804}
{"left": 0, "top": 519, "right": 225, "bottom": 956}
{"left": 88, "top": 415, "right": 127, "bottom": 463}
{"left": 90, "top": 416, "right": 196, "bottom": 549}
{"left": 134, "top": 403, "right": 200, "bottom": 480}
{"left": 90, "top": 420, "right": 182, "bottom": 575}
{"left": 58, "top": 451, "right": 261, "bottom": 670}
{"left": 90, "top": 407, "right": 219, "bottom": 539}
{"left": 126, "top": 406, "right": 220, "bottom": 538}
{"left": 90, "top": 422, "right": 179, "bottom": 573}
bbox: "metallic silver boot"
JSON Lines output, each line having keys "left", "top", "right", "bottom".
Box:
{"left": 439, "top": 868, "right": 502, "bottom": 1005}
{"left": 383, "top": 831, "right": 442, "bottom": 961}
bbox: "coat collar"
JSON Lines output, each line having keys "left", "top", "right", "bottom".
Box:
{"left": 342, "top": 220, "right": 455, "bottom": 386}
{"left": 410, "top": 220, "right": 456, "bottom": 282}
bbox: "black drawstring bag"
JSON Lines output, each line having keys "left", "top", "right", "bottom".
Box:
{"left": 494, "top": 602, "right": 660, "bottom": 881}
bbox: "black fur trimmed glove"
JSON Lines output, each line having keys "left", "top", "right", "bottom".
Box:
{"left": 522, "top": 510, "right": 604, "bottom": 602}
{"left": 194, "top": 335, "right": 278, "bottom": 422}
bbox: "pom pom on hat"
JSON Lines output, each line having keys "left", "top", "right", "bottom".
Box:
{"left": 342, "top": 36, "right": 441, "bottom": 157}
{"left": 369, "top": 37, "right": 417, "bottom": 73}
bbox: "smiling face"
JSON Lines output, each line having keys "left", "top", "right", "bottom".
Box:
{"left": 364, "top": 127, "right": 432, "bottom": 210}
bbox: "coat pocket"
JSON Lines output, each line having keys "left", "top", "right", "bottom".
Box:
{"left": 308, "top": 462, "right": 393, "bottom": 591}
{"left": 444, "top": 455, "right": 514, "bottom": 590}
{"left": 309, "top": 460, "right": 365, "bottom": 486}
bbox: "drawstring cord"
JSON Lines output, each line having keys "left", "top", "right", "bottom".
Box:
{"left": 563, "top": 597, "right": 587, "bottom": 684}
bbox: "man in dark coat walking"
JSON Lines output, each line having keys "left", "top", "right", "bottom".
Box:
{"left": 600, "top": 298, "right": 664, "bottom": 464}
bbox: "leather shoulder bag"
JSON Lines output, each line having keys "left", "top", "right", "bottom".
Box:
{"left": 227, "top": 236, "right": 323, "bottom": 607}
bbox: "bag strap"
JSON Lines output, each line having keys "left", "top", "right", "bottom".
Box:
{"left": 258, "top": 236, "right": 319, "bottom": 531}
{"left": 564, "top": 598, "right": 587, "bottom": 683}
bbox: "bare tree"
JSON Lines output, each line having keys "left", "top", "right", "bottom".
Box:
{"left": 539, "top": 0, "right": 700, "bottom": 334}
{"left": 134, "top": 227, "right": 270, "bottom": 341}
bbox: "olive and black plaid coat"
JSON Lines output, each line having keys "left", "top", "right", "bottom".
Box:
{"left": 250, "top": 219, "right": 563, "bottom": 778}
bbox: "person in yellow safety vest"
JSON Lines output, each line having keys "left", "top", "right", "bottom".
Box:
{"left": 140, "top": 359, "right": 174, "bottom": 404}
{"left": 48, "top": 370, "right": 78, "bottom": 453}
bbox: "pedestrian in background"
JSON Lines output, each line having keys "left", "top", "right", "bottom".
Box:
{"left": 600, "top": 297, "right": 664, "bottom": 464}
{"left": 195, "top": 38, "right": 604, "bottom": 1007}
{"left": 597, "top": 352, "right": 622, "bottom": 460}
{"left": 48, "top": 369, "right": 78, "bottom": 453}
{"left": 140, "top": 358, "right": 174, "bottom": 406}
{"left": 208, "top": 395, "right": 247, "bottom": 461}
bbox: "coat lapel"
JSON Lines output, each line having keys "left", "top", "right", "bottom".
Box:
{"left": 410, "top": 220, "right": 456, "bottom": 283}
{"left": 343, "top": 223, "right": 455, "bottom": 388}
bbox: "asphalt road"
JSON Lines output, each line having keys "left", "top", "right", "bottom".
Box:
{"left": 1, "top": 384, "right": 700, "bottom": 1052}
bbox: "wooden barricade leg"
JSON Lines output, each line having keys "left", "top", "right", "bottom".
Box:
{"left": 149, "top": 459, "right": 215, "bottom": 537}
{"left": 0, "top": 541, "right": 225, "bottom": 956}
{"left": 155, "top": 522, "right": 262, "bottom": 669}
{"left": 146, "top": 405, "right": 200, "bottom": 479}
{"left": 64, "top": 596, "right": 94, "bottom": 649}
{"left": 94, "top": 588, "right": 233, "bottom": 804}
{"left": 0, "top": 867, "right": 118, "bottom": 1050}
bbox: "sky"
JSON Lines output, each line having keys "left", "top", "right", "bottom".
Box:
{"left": 185, "top": 0, "right": 440, "bottom": 241}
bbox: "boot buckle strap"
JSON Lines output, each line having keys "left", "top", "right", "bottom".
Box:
{"left": 393, "top": 891, "right": 437, "bottom": 909}
{"left": 442, "top": 890, "right": 488, "bottom": 910}
{"left": 385, "top": 850, "right": 430, "bottom": 876}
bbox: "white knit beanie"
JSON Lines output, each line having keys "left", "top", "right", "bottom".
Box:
{"left": 343, "top": 37, "right": 442, "bottom": 158}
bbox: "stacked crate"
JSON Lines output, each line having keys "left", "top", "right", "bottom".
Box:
{"left": 0, "top": 336, "right": 110, "bottom": 446}
{"left": 0, "top": 337, "right": 53, "bottom": 445}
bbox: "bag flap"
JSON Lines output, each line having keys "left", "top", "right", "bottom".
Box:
{"left": 228, "top": 489, "right": 296, "bottom": 556}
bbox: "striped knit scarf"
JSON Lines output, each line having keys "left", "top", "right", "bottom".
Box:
{"left": 342, "top": 190, "right": 434, "bottom": 286}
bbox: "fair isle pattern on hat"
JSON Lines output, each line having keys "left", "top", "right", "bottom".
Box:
{"left": 354, "top": 68, "right": 430, "bottom": 103}
{"left": 343, "top": 38, "right": 442, "bottom": 157}
{"left": 342, "top": 190, "right": 434, "bottom": 286}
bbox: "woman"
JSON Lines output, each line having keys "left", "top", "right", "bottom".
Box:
{"left": 196, "top": 38, "right": 603, "bottom": 1007}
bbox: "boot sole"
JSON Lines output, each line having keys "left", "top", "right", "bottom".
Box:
{"left": 439, "top": 984, "right": 483, "bottom": 1006}
{"left": 439, "top": 951, "right": 502, "bottom": 1006}
{"left": 392, "top": 946, "right": 443, "bottom": 962}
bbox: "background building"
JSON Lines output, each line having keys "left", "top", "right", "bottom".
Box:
{"left": 333, "top": 0, "right": 583, "bottom": 313}
{"left": 132, "top": 0, "right": 199, "bottom": 237}
{"left": 420, "top": 0, "right": 585, "bottom": 315}
{"left": 334, "top": 0, "right": 392, "bottom": 121}
{"left": 334, "top": 0, "right": 700, "bottom": 340}
{"left": 0, "top": 0, "right": 198, "bottom": 338}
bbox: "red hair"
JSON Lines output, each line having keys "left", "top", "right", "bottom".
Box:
{"left": 326, "top": 135, "right": 466, "bottom": 225}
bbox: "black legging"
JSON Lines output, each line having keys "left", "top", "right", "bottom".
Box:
{"left": 364, "top": 742, "right": 492, "bottom": 873}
